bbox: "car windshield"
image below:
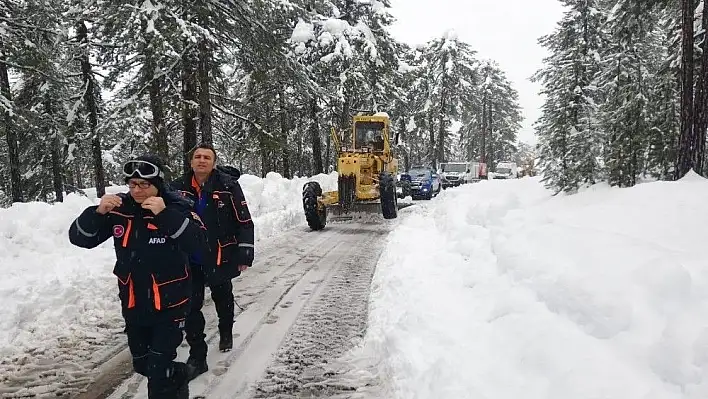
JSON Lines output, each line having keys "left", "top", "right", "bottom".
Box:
{"left": 408, "top": 169, "right": 431, "bottom": 179}
{"left": 442, "top": 163, "right": 466, "bottom": 172}
{"left": 496, "top": 167, "right": 511, "bottom": 174}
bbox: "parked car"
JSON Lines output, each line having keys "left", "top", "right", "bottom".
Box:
{"left": 491, "top": 161, "right": 519, "bottom": 179}
{"left": 438, "top": 161, "right": 468, "bottom": 188}
{"left": 438, "top": 161, "right": 487, "bottom": 187}
{"left": 404, "top": 166, "right": 441, "bottom": 199}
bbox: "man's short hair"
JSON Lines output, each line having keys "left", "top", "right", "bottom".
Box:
{"left": 191, "top": 142, "right": 217, "bottom": 160}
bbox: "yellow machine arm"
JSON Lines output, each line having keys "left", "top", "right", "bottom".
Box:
{"left": 331, "top": 126, "right": 342, "bottom": 154}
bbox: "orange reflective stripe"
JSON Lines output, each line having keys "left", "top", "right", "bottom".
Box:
{"left": 230, "top": 196, "right": 252, "bottom": 223}
{"left": 128, "top": 279, "right": 135, "bottom": 309}
{"left": 152, "top": 276, "right": 161, "bottom": 311}
{"left": 191, "top": 176, "right": 201, "bottom": 196}
{"left": 167, "top": 298, "right": 189, "bottom": 308}
{"left": 109, "top": 211, "right": 134, "bottom": 218}
{"left": 147, "top": 223, "right": 158, "bottom": 230}
{"left": 122, "top": 219, "right": 132, "bottom": 247}
{"left": 216, "top": 245, "right": 222, "bottom": 266}
{"left": 154, "top": 266, "right": 190, "bottom": 286}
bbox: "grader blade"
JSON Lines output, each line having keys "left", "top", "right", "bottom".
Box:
{"left": 327, "top": 200, "right": 415, "bottom": 222}
{"left": 328, "top": 201, "right": 382, "bottom": 222}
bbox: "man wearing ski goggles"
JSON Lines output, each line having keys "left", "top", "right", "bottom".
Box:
{"left": 123, "top": 159, "right": 165, "bottom": 180}
{"left": 69, "top": 154, "right": 207, "bottom": 399}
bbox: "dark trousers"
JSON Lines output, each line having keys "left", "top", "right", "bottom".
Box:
{"left": 185, "top": 264, "right": 234, "bottom": 360}
{"left": 125, "top": 320, "right": 188, "bottom": 398}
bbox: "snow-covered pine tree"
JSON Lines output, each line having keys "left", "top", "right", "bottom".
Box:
{"left": 692, "top": 0, "right": 708, "bottom": 174}
{"left": 288, "top": 0, "right": 400, "bottom": 170}
{"left": 675, "top": 0, "right": 698, "bottom": 177}
{"left": 0, "top": 0, "right": 26, "bottom": 203}
{"left": 470, "top": 60, "right": 521, "bottom": 169}
{"left": 533, "top": 0, "right": 606, "bottom": 193}
{"left": 67, "top": 1, "right": 108, "bottom": 196}
{"left": 388, "top": 43, "right": 429, "bottom": 167}
{"left": 94, "top": 0, "right": 185, "bottom": 176}
{"left": 598, "top": 0, "right": 662, "bottom": 187}
{"left": 644, "top": 5, "right": 680, "bottom": 179}
{"left": 420, "top": 31, "right": 479, "bottom": 165}
{"left": 1, "top": 0, "right": 94, "bottom": 203}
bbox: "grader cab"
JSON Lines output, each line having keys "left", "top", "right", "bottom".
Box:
{"left": 302, "top": 113, "right": 404, "bottom": 230}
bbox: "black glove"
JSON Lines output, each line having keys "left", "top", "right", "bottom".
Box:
{"left": 235, "top": 246, "right": 254, "bottom": 267}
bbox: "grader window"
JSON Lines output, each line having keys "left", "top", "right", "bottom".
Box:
{"left": 354, "top": 121, "right": 385, "bottom": 149}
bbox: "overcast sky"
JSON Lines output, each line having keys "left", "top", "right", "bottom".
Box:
{"left": 387, "top": 0, "right": 567, "bottom": 146}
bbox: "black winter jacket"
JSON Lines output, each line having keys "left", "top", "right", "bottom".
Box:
{"left": 68, "top": 191, "right": 208, "bottom": 325}
{"left": 171, "top": 166, "right": 255, "bottom": 286}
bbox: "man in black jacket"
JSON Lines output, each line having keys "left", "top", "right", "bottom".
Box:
{"left": 171, "top": 143, "right": 255, "bottom": 378}
{"left": 68, "top": 155, "right": 208, "bottom": 399}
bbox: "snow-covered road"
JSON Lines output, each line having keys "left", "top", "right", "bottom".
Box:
{"left": 7, "top": 171, "right": 708, "bottom": 399}
{"left": 78, "top": 220, "right": 394, "bottom": 399}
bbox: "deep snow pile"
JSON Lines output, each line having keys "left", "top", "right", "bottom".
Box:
{"left": 349, "top": 172, "right": 708, "bottom": 399}
{"left": 0, "top": 172, "right": 336, "bottom": 369}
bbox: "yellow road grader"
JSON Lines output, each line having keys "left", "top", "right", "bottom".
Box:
{"left": 302, "top": 113, "right": 406, "bottom": 230}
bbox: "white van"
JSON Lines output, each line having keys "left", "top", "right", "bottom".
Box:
{"left": 492, "top": 161, "right": 518, "bottom": 179}
{"left": 438, "top": 161, "right": 485, "bottom": 187}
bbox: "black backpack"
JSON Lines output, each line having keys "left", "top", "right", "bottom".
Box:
{"left": 216, "top": 165, "right": 242, "bottom": 189}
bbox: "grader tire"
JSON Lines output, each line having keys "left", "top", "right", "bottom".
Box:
{"left": 302, "top": 181, "right": 326, "bottom": 230}
{"left": 379, "top": 173, "right": 398, "bottom": 220}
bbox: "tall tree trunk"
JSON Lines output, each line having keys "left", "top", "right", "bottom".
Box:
{"left": 326, "top": 106, "right": 332, "bottom": 173}
{"left": 65, "top": 113, "right": 80, "bottom": 190}
{"left": 488, "top": 102, "right": 494, "bottom": 168}
{"left": 45, "top": 97, "right": 63, "bottom": 202}
{"left": 0, "top": 43, "right": 21, "bottom": 202}
{"left": 397, "top": 117, "right": 410, "bottom": 170}
{"left": 339, "top": 96, "right": 350, "bottom": 144}
{"left": 427, "top": 112, "right": 435, "bottom": 165}
{"left": 436, "top": 56, "right": 449, "bottom": 165}
{"left": 198, "top": 37, "right": 212, "bottom": 144}
{"left": 296, "top": 128, "right": 303, "bottom": 175}
{"left": 436, "top": 92, "right": 446, "bottom": 165}
{"left": 141, "top": 19, "right": 169, "bottom": 161}
{"left": 259, "top": 129, "right": 268, "bottom": 177}
{"left": 326, "top": 131, "right": 331, "bottom": 172}
{"left": 182, "top": 42, "right": 198, "bottom": 174}
{"left": 676, "top": 0, "right": 696, "bottom": 178}
{"left": 278, "top": 89, "right": 290, "bottom": 178}
{"left": 72, "top": 135, "right": 83, "bottom": 190}
{"left": 693, "top": 2, "right": 708, "bottom": 175}
{"left": 148, "top": 77, "right": 168, "bottom": 160}
{"left": 77, "top": 21, "right": 105, "bottom": 197}
{"left": 310, "top": 98, "right": 323, "bottom": 173}
{"left": 480, "top": 92, "right": 487, "bottom": 165}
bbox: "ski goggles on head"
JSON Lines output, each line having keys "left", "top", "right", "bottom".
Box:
{"left": 122, "top": 160, "right": 164, "bottom": 180}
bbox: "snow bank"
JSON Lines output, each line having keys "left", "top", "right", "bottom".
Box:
{"left": 0, "top": 172, "right": 337, "bottom": 364}
{"left": 239, "top": 171, "right": 337, "bottom": 241}
{"left": 353, "top": 175, "right": 708, "bottom": 398}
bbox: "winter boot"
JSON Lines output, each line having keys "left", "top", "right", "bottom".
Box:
{"left": 186, "top": 357, "right": 208, "bottom": 381}
{"left": 219, "top": 324, "right": 233, "bottom": 352}
{"left": 175, "top": 364, "right": 192, "bottom": 399}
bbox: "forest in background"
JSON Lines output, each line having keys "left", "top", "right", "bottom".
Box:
{"left": 535, "top": 0, "right": 708, "bottom": 192}
{"left": 0, "top": 0, "right": 525, "bottom": 205}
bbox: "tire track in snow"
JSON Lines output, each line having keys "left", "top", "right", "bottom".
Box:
{"left": 251, "top": 223, "right": 391, "bottom": 399}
